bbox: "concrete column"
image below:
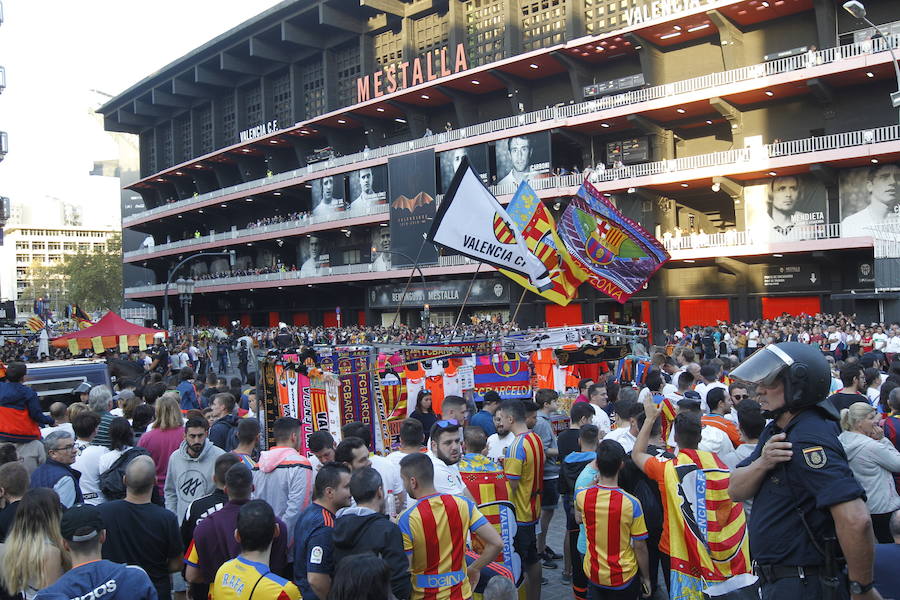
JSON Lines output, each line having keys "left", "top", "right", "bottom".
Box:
{"left": 707, "top": 10, "right": 745, "bottom": 70}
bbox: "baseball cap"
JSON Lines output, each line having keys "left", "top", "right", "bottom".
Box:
{"left": 60, "top": 504, "right": 104, "bottom": 542}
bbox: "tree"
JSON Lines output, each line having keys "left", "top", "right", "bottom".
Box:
{"left": 18, "top": 260, "right": 66, "bottom": 315}
{"left": 51, "top": 233, "right": 123, "bottom": 312}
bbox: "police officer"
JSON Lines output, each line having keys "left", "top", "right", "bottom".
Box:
{"left": 728, "top": 342, "right": 882, "bottom": 600}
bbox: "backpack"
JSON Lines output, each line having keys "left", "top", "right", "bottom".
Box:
{"left": 99, "top": 447, "right": 150, "bottom": 500}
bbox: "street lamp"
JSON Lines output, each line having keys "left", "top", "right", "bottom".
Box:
{"left": 163, "top": 250, "right": 235, "bottom": 332}
{"left": 843, "top": 1, "right": 900, "bottom": 120}
{"left": 371, "top": 246, "right": 431, "bottom": 327}
{"left": 176, "top": 277, "right": 195, "bottom": 327}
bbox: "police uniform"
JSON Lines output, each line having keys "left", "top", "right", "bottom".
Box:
{"left": 738, "top": 405, "right": 864, "bottom": 600}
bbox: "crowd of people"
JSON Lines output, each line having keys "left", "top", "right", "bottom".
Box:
{"left": 246, "top": 212, "right": 306, "bottom": 230}
{"left": 0, "top": 308, "right": 897, "bottom": 598}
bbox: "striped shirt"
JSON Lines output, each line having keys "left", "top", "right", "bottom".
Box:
{"left": 504, "top": 431, "right": 545, "bottom": 525}
{"left": 398, "top": 493, "right": 488, "bottom": 600}
{"left": 576, "top": 485, "right": 648, "bottom": 589}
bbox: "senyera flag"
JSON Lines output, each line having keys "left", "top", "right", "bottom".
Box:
{"left": 557, "top": 179, "right": 670, "bottom": 303}
{"left": 427, "top": 157, "right": 552, "bottom": 291}
{"left": 500, "top": 181, "right": 587, "bottom": 306}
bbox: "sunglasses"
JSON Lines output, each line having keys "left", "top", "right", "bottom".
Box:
{"left": 732, "top": 394, "right": 750, "bottom": 401}
{"left": 434, "top": 419, "right": 460, "bottom": 429}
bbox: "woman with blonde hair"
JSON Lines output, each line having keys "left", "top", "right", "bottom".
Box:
{"left": 838, "top": 401, "right": 900, "bottom": 543}
{"left": 137, "top": 391, "right": 184, "bottom": 496}
{"left": 0, "top": 488, "right": 70, "bottom": 598}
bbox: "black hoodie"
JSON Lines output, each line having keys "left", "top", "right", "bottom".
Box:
{"left": 332, "top": 507, "right": 411, "bottom": 600}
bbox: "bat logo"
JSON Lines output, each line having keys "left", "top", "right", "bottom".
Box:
{"left": 391, "top": 192, "right": 434, "bottom": 212}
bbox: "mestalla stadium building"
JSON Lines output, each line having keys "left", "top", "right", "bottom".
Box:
{"left": 100, "top": 0, "right": 900, "bottom": 336}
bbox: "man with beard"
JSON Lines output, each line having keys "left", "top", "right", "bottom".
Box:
{"left": 165, "top": 417, "right": 225, "bottom": 527}
{"left": 842, "top": 163, "right": 900, "bottom": 238}
{"left": 427, "top": 419, "right": 474, "bottom": 500}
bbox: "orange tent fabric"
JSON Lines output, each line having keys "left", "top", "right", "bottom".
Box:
{"left": 51, "top": 312, "right": 166, "bottom": 350}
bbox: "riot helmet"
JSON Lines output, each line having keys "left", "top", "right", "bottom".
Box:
{"left": 730, "top": 342, "right": 830, "bottom": 416}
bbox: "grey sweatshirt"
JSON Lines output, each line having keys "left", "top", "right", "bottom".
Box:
{"left": 164, "top": 439, "right": 225, "bottom": 523}
{"left": 838, "top": 430, "right": 900, "bottom": 514}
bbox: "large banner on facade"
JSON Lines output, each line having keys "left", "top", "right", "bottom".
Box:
{"left": 495, "top": 132, "right": 551, "bottom": 188}
{"left": 474, "top": 359, "right": 531, "bottom": 402}
{"left": 388, "top": 150, "right": 438, "bottom": 267}
{"left": 368, "top": 278, "right": 511, "bottom": 308}
{"left": 839, "top": 162, "right": 900, "bottom": 238}
{"left": 347, "top": 165, "right": 387, "bottom": 217}
{"left": 311, "top": 174, "right": 347, "bottom": 219}
{"left": 744, "top": 174, "right": 827, "bottom": 242}
{"left": 439, "top": 144, "right": 489, "bottom": 193}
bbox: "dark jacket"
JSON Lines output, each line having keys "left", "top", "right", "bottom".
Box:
{"left": 31, "top": 459, "right": 84, "bottom": 505}
{"left": 560, "top": 451, "right": 595, "bottom": 496}
{"left": 332, "top": 507, "right": 411, "bottom": 600}
{"left": 0, "top": 381, "right": 54, "bottom": 442}
{"left": 208, "top": 414, "right": 239, "bottom": 452}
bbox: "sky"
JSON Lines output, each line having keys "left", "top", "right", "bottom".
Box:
{"left": 0, "top": 0, "right": 283, "bottom": 227}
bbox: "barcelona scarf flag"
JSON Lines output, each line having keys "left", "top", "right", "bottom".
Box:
{"left": 499, "top": 181, "right": 587, "bottom": 306}
{"left": 557, "top": 179, "right": 669, "bottom": 303}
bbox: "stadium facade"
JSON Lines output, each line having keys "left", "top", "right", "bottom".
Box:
{"left": 100, "top": 0, "right": 900, "bottom": 337}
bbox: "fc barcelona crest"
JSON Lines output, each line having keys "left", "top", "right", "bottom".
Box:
{"left": 802, "top": 446, "right": 827, "bottom": 469}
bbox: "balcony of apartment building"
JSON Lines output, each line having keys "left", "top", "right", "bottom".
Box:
{"left": 122, "top": 34, "right": 900, "bottom": 234}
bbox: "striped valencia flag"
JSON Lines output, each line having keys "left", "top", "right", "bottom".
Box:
{"left": 499, "top": 181, "right": 587, "bottom": 306}
{"left": 649, "top": 448, "right": 750, "bottom": 582}
{"left": 25, "top": 316, "right": 44, "bottom": 332}
{"left": 492, "top": 213, "right": 517, "bottom": 244}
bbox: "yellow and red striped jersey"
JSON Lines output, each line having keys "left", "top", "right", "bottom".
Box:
{"left": 503, "top": 431, "right": 545, "bottom": 525}
{"left": 398, "top": 492, "right": 489, "bottom": 600}
{"left": 644, "top": 449, "right": 750, "bottom": 582}
{"left": 575, "top": 485, "right": 648, "bottom": 589}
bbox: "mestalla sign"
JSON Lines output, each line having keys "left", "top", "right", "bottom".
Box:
{"left": 356, "top": 43, "right": 469, "bottom": 103}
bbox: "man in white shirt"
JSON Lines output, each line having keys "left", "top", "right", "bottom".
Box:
{"left": 586, "top": 383, "right": 612, "bottom": 436}
{"left": 603, "top": 402, "right": 640, "bottom": 453}
{"left": 874, "top": 326, "right": 889, "bottom": 354}
{"left": 486, "top": 429, "right": 515, "bottom": 463}
{"left": 694, "top": 364, "right": 727, "bottom": 414}
{"left": 667, "top": 398, "right": 738, "bottom": 468}
{"left": 426, "top": 420, "right": 473, "bottom": 500}
{"left": 341, "top": 422, "right": 406, "bottom": 515}
{"left": 746, "top": 328, "right": 760, "bottom": 352}
{"left": 386, "top": 419, "right": 425, "bottom": 469}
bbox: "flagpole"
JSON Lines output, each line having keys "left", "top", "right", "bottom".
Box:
{"left": 510, "top": 287, "right": 528, "bottom": 326}
{"left": 390, "top": 236, "right": 429, "bottom": 329}
{"left": 453, "top": 262, "right": 483, "bottom": 332}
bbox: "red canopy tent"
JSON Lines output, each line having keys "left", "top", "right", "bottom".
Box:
{"left": 52, "top": 312, "right": 166, "bottom": 350}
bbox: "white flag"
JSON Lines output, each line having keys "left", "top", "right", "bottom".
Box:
{"left": 428, "top": 158, "right": 551, "bottom": 290}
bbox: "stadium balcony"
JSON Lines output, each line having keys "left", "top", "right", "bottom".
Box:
{"left": 125, "top": 122, "right": 899, "bottom": 267}
{"left": 124, "top": 35, "right": 900, "bottom": 229}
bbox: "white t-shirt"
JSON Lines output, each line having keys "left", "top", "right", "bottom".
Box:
{"left": 886, "top": 335, "right": 900, "bottom": 354}
{"left": 874, "top": 333, "right": 889, "bottom": 352}
{"left": 747, "top": 330, "right": 760, "bottom": 348}
{"left": 40, "top": 422, "right": 74, "bottom": 438}
{"left": 370, "top": 454, "right": 405, "bottom": 516}
{"left": 427, "top": 451, "right": 466, "bottom": 496}
{"left": 590, "top": 403, "right": 612, "bottom": 436}
{"left": 72, "top": 445, "right": 108, "bottom": 505}
{"left": 695, "top": 381, "right": 728, "bottom": 414}
{"left": 486, "top": 432, "right": 515, "bottom": 463}
{"left": 603, "top": 427, "right": 636, "bottom": 453}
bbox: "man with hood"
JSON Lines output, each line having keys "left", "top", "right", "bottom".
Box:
{"left": 252, "top": 416, "right": 314, "bottom": 543}
{"left": 165, "top": 417, "right": 225, "bottom": 525}
{"left": 208, "top": 393, "right": 240, "bottom": 452}
{"left": 332, "top": 467, "right": 411, "bottom": 600}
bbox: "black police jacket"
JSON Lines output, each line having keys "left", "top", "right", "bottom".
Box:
{"left": 737, "top": 403, "right": 865, "bottom": 566}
